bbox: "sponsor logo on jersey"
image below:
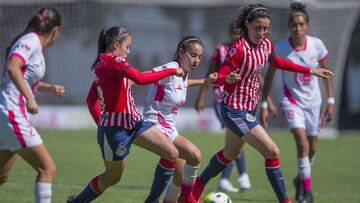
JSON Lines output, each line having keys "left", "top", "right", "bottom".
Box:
{"left": 116, "top": 145, "right": 126, "bottom": 156}
{"left": 176, "top": 85, "right": 182, "bottom": 90}
{"left": 20, "top": 44, "right": 30, "bottom": 51}
{"left": 115, "top": 56, "right": 125, "bottom": 63}
{"left": 228, "top": 48, "right": 237, "bottom": 57}
{"left": 245, "top": 113, "right": 256, "bottom": 122}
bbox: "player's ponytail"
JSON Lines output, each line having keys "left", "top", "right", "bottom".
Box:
{"left": 173, "top": 35, "right": 203, "bottom": 61}
{"left": 5, "top": 7, "right": 61, "bottom": 59}
{"left": 289, "top": 1, "right": 309, "bottom": 25}
{"left": 234, "top": 4, "right": 271, "bottom": 37}
{"left": 92, "top": 26, "right": 130, "bottom": 70}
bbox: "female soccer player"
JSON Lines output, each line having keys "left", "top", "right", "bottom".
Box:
{"left": 191, "top": 4, "right": 333, "bottom": 203}
{"left": 143, "top": 36, "right": 215, "bottom": 203}
{"left": 67, "top": 27, "right": 184, "bottom": 203}
{"left": 195, "top": 22, "right": 253, "bottom": 193}
{"left": 0, "top": 8, "right": 63, "bottom": 203}
{"left": 260, "top": 2, "right": 335, "bottom": 203}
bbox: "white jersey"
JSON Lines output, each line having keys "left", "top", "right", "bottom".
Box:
{"left": 0, "top": 32, "right": 44, "bottom": 151}
{"left": 276, "top": 35, "right": 328, "bottom": 109}
{"left": 143, "top": 61, "right": 188, "bottom": 141}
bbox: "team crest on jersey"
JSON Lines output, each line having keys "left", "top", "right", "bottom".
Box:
{"left": 228, "top": 48, "right": 237, "bottom": 57}
{"left": 116, "top": 145, "right": 126, "bottom": 156}
{"left": 245, "top": 113, "right": 256, "bottom": 122}
{"left": 264, "top": 47, "right": 269, "bottom": 56}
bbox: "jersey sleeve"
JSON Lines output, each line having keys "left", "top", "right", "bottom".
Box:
{"left": 316, "top": 38, "right": 328, "bottom": 62}
{"left": 268, "top": 39, "right": 277, "bottom": 61}
{"left": 10, "top": 35, "right": 39, "bottom": 65}
{"left": 86, "top": 81, "right": 101, "bottom": 125}
{"left": 224, "top": 45, "right": 243, "bottom": 70}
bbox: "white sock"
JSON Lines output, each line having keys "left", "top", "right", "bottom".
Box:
{"left": 163, "top": 179, "right": 180, "bottom": 202}
{"left": 297, "top": 156, "right": 311, "bottom": 180}
{"left": 182, "top": 164, "right": 199, "bottom": 186}
{"left": 34, "top": 182, "right": 52, "bottom": 203}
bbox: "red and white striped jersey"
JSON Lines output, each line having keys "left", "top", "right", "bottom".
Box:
{"left": 93, "top": 53, "right": 141, "bottom": 129}
{"left": 222, "top": 37, "right": 274, "bottom": 111}
{"left": 87, "top": 53, "right": 177, "bottom": 129}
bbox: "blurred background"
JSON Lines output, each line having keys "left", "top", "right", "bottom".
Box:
{"left": 0, "top": 0, "right": 359, "bottom": 132}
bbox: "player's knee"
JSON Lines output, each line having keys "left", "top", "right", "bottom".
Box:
{"left": 188, "top": 148, "right": 202, "bottom": 166}
{"left": 39, "top": 163, "right": 57, "bottom": 178}
{"left": 165, "top": 145, "right": 179, "bottom": 161}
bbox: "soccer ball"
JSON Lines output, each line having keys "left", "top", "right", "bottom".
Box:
{"left": 203, "top": 192, "right": 232, "bottom": 203}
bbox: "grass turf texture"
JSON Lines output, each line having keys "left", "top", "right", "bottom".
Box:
{"left": 0, "top": 129, "right": 359, "bottom": 203}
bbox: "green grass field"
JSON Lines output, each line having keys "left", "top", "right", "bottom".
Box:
{"left": 0, "top": 129, "right": 359, "bottom": 203}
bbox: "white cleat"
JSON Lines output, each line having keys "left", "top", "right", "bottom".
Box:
{"left": 218, "top": 178, "right": 240, "bottom": 193}
{"left": 237, "top": 173, "right": 251, "bottom": 190}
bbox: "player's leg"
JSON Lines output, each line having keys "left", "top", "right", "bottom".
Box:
{"left": 193, "top": 129, "right": 244, "bottom": 201}
{"left": 172, "top": 135, "right": 201, "bottom": 202}
{"left": 235, "top": 149, "right": 251, "bottom": 190}
{"left": 17, "top": 144, "right": 56, "bottom": 203}
{"left": 0, "top": 150, "right": 17, "bottom": 185}
{"left": 243, "top": 125, "right": 291, "bottom": 203}
{"left": 133, "top": 126, "right": 178, "bottom": 203}
{"left": 163, "top": 158, "right": 184, "bottom": 203}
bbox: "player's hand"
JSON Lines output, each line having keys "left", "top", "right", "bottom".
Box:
{"left": 325, "top": 103, "right": 335, "bottom": 122}
{"left": 310, "top": 68, "right": 333, "bottom": 79}
{"left": 268, "top": 101, "right": 278, "bottom": 118}
{"left": 175, "top": 68, "right": 184, "bottom": 77}
{"left": 204, "top": 73, "right": 218, "bottom": 87}
{"left": 260, "top": 107, "right": 269, "bottom": 128}
{"left": 195, "top": 97, "right": 205, "bottom": 112}
{"left": 52, "top": 84, "right": 65, "bottom": 97}
{"left": 225, "top": 69, "right": 241, "bottom": 84}
{"left": 26, "top": 98, "right": 39, "bottom": 114}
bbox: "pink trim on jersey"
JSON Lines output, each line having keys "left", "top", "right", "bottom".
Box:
{"left": 288, "top": 37, "right": 307, "bottom": 52}
{"left": 157, "top": 112, "right": 172, "bottom": 129}
{"left": 284, "top": 84, "right": 298, "bottom": 105}
{"left": 10, "top": 53, "right": 26, "bottom": 65}
{"left": 154, "top": 84, "right": 165, "bottom": 102}
{"left": 18, "top": 94, "right": 28, "bottom": 120}
{"left": 8, "top": 110, "right": 26, "bottom": 148}
{"left": 319, "top": 53, "right": 328, "bottom": 63}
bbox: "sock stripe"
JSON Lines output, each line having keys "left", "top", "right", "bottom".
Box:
{"left": 265, "top": 157, "right": 280, "bottom": 168}
{"left": 159, "top": 158, "right": 176, "bottom": 170}
{"left": 90, "top": 176, "right": 102, "bottom": 194}
{"left": 216, "top": 150, "right": 231, "bottom": 165}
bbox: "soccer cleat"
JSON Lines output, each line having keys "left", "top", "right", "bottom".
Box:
{"left": 218, "top": 178, "right": 239, "bottom": 193}
{"left": 282, "top": 199, "right": 293, "bottom": 203}
{"left": 293, "top": 176, "right": 304, "bottom": 202}
{"left": 237, "top": 173, "right": 251, "bottom": 190}
{"left": 178, "top": 194, "right": 198, "bottom": 203}
{"left": 192, "top": 177, "right": 205, "bottom": 203}
{"left": 66, "top": 195, "right": 77, "bottom": 203}
{"left": 301, "top": 191, "right": 313, "bottom": 203}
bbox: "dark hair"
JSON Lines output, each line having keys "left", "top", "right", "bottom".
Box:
{"left": 91, "top": 26, "right": 130, "bottom": 70}
{"left": 173, "top": 36, "right": 204, "bottom": 60}
{"left": 289, "top": 2, "right": 309, "bottom": 25}
{"left": 234, "top": 4, "right": 271, "bottom": 37}
{"left": 5, "top": 7, "right": 61, "bottom": 59}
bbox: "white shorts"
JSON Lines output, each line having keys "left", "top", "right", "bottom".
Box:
{"left": 145, "top": 114, "right": 179, "bottom": 142}
{"left": 0, "top": 108, "right": 42, "bottom": 152}
{"left": 281, "top": 101, "right": 322, "bottom": 136}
